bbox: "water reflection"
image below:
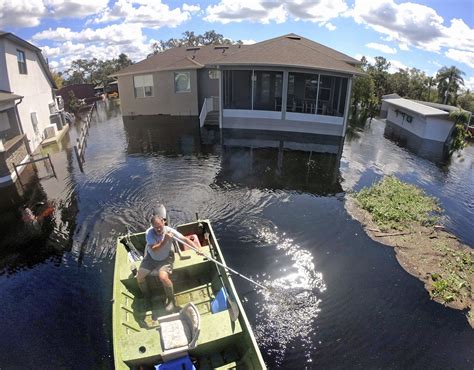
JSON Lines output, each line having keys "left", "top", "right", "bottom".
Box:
{"left": 123, "top": 115, "right": 202, "bottom": 156}
{"left": 253, "top": 225, "right": 326, "bottom": 365}
{"left": 216, "top": 129, "right": 344, "bottom": 195}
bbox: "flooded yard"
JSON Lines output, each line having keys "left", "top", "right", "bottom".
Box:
{"left": 0, "top": 101, "right": 473, "bottom": 368}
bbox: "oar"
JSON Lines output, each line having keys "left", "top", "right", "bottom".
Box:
{"left": 171, "top": 235, "right": 269, "bottom": 290}
{"left": 202, "top": 232, "right": 240, "bottom": 322}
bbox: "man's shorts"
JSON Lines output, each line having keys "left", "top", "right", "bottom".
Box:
{"left": 138, "top": 253, "right": 173, "bottom": 276}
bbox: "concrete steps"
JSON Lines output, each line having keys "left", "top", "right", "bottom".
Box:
{"left": 204, "top": 111, "right": 219, "bottom": 126}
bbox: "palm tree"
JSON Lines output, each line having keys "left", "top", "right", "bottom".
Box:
{"left": 436, "top": 66, "right": 465, "bottom": 105}
{"left": 426, "top": 76, "right": 435, "bottom": 101}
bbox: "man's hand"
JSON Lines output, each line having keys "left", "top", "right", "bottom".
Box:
{"left": 164, "top": 232, "right": 173, "bottom": 241}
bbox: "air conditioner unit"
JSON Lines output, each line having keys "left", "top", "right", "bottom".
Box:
{"left": 43, "top": 124, "right": 57, "bottom": 139}
{"left": 50, "top": 112, "right": 64, "bottom": 131}
{"left": 49, "top": 102, "right": 57, "bottom": 115}
{"left": 56, "top": 96, "right": 64, "bottom": 111}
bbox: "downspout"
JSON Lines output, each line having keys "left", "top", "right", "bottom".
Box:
{"left": 14, "top": 98, "right": 24, "bottom": 135}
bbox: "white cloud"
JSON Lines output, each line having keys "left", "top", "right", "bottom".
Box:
{"left": 350, "top": 0, "right": 474, "bottom": 66}
{"left": 33, "top": 24, "right": 145, "bottom": 44}
{"left": 45, "top": 0, "right": 109, "bottom": 18}
{"left": 398, "top": 43, "right": 409, "bottom": 51}
{"left": 464, "top": 77, "right": 474, "bottom": 91}
{"left": 241, "top": 39, "right": 256, "bottom": 45}
{"left": 204, "top": 0, "right": 348, "bottom": 26}
{"left": 0, "top": 0, "right": 111, "bottom": 28}
{"left": 388, "top": 59, "right": 408, "bottom": 73}
{"left": 445, "top": 49, "right": 474, "bottom": 69}
{"left": 0, "top": 0, "right": 46, "bottom": 28}
{"left": 366, "top": 42, "right": 397, "bottom": 54}
{"left": 325, "top": 22, "right": 336, "bottom": 31}
{"left": 92, "top": 0, "right": 192, "bottom": 29}
{"left": 182, "top": 3, "right": 201, "bottom": 14}
{"left": 351, "top": 0, "right": 445, "bottom": 51}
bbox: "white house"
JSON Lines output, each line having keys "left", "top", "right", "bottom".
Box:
{"left": 0, "top": 31, "right": 63, "bottom": 184}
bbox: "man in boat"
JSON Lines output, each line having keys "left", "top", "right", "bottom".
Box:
{"left": 136, "top": 214, "right": 198, "bottom": 312}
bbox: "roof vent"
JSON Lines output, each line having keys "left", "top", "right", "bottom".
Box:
{"left": 286, "top": 35, "right": 301, "bottom": 40}
{"left": 214, "top": 45, "right": 229, "bottom": 50}
{"left": 186, "top": 47, "right": 200, "bottom": 51}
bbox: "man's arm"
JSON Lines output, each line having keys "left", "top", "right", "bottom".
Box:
{"left": 149, "top": 232, "right": 172, "bottom": 251}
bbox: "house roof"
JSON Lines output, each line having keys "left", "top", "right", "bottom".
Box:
{"left": 0, "top": 91, "right": 23, "bottom": 103}
{"left": 384, "top": 98, "right": 449, "bottom": 118}
{"left": 0, "top": 31, "right": 57, "bottom": 89}
{"left": 211, "top": 34, "right": 363, "bottom": 75}
{"left": 412, "top": 100, "right": 469, "bottom": 114}
{"left": 113, "top": 34, "right": 363, "bottom": 77}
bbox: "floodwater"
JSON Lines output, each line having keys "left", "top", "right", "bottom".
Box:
{"left": 0, "top": 101, "right": 473, "bottom": 369}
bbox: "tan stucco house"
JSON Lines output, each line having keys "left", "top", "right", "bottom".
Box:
{"left": 0, "top": 31, "right": 64, "bottom": 184}
{"left": 114, "top": 34, "right": 363, "bottom": 137}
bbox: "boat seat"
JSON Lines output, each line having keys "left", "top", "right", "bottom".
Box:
{"left": 158, "top": 303, "right": 201, "bottom": 362}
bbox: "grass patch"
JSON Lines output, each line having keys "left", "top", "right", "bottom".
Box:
{"left": 354, "top": 176, "right": 440, "bottom": 231}
{"left": 430, "top": 242, "right": 473, "bottom": 303}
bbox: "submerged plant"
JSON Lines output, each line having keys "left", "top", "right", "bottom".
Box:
{"left": 354, "top": 176, "right": 440, "bottom": 231}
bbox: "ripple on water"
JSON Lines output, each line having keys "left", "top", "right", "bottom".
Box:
{"left": 252, "top": 226, "right": 326, "bottom": 365}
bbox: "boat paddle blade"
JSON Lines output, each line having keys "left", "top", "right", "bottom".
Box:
{"left": 227, "top": 294, "right": 240, "bottom": 322}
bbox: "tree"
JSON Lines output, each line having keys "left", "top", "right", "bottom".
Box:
{"left": 51, "top": 70, "right": 64, "bottom": 89}
{"left": 366, "top": 56, "right": 391, "bottom": 102}
{"left": 116, "top": 53, "right": 133, "bottom": 69}
{"left": 388, "top": 68, "right": 410, "bottom": 97}
{"left": 63, "top": 54, "right": 133, "bottom": 90}
{"left": 425, "top": 76, "right": 436, "bottom": 102}
{"left": 66, "top": 91, "right": 82, "bottom": 115}
{"left": 436, "top": 66, "right": 465, "bottom": 105}
{"left": 457, "top": 90, "right": 474, "bottom": 112}
{"left": 150, "top": 30, "right": 242, "bottom": 56}
{"left": 448, "top": 108, "right": 471, "bottom": 153}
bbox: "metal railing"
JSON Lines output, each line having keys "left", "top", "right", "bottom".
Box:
{"left": 74, "top": 102, "right": 96, "bottom": 172}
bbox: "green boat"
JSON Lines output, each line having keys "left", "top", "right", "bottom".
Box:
{"left": 112, "top": 219, "right": 266, "bottom": 369}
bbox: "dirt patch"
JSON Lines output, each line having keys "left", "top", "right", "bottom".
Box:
{"left": 345, "top": 196, "right": 474, "bottom": 328}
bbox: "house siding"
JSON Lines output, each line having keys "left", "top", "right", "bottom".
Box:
{"left": 4, "top": 39, "right": 55, "bottom": 152}
{"left": 197, "top": 69, "right": 219, "bottom": 111}
{"left": 222, "top": 116, "right": 343, "bottom": 136}
{"left": 119, "top": 70, "right": 199, "bottom": 117}
{"left": 0, "top": 39, "right": 9, "bottom": 91}
{"left": 386, "top": 105, "right": 453, "bottom": 142}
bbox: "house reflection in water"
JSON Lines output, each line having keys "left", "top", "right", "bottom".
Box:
{"left": 123, "top": 115, "right": 203, "bottom": 156}
{"left": 214, "top": 129, "right": 344, "bottom": 195}
{"left": 122, "top": 115, "right": 344, "bottom": 195}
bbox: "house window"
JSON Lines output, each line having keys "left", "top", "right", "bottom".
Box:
{"left": 133, "top": 74, "right": 154, "bottom": 98}
{"left": 175, "top": 72, "right": 191, "bottom": 93}
{"left": 17, "top": 50, "right": 27, "bottom": 74}
{"left": 209, "top": 70, "right": 220, "bottom": 79}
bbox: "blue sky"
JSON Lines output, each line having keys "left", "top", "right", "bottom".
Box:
{"left": 1, "top": 0, "right": 473, "bottom": 89}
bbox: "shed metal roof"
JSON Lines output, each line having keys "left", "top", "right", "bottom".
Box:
{"left": 385, "top": 98, "right": 449, "bottom": 117}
